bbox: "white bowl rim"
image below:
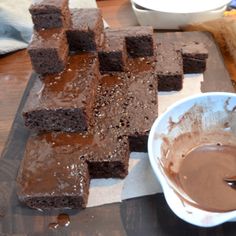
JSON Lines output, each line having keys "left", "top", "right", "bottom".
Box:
{"left": 132, "top": 0, "right": 231, "bottom": 13}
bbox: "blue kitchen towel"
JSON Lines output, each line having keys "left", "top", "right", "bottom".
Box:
{"left": 0, "top": 0, "right": 99, "bottom": 55}
{"left": 0, "top": 0, "right": 33, "bottom": 54}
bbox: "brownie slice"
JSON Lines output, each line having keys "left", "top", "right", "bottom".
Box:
{"left": 28, "top": 28, "right": 68, "bottom": 75}
{"left": 66, "top": 8, "right": 104, "bottom": 52}
{"left": 16, "top": 133, "right": 90, "bottom": 210}
{"left": 17, "top": 130, "right": 129, "bottom": 209}
{"left": 98, "top": 31, "right": 127, "bottom": 72}
{"left": 29, "top": 0, "right": 71, "bottom": 30}
{"left": 155, "top": 42, "right": 183, "bottom": 91}
{"left": 94, "top": 56, "right": 158, "bottom": 152}
{"left": 23, "top": 53, "right": 100, "bottom": 132}
{"left": 181, "top": 42, "right": 208, "bottom": 73}
{"left": 125, "top": 57, "right": 158, "bottom": 152}
{"left": 106, "top": 26, "right": 155, "bottom": 57}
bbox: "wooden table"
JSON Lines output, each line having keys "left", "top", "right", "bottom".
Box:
{"left": 1, "top": 1, "right": 236, "bottom": 235}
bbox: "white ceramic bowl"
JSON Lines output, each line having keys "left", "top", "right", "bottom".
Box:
{"left": 148, "top": 92, "right": 236, "bottom": 227}
{"left": 131, "top": 1, "right": 228, "bottom": 29}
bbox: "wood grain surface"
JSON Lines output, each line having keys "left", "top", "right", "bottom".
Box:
{"left": 0, "top": 30, "right": 236, "bottom": 235}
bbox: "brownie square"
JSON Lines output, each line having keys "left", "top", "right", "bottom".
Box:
{"left": 16, "top": 133, "right": 90, "bottom": 210}
{"left": 23, "top": 53, "right": 100, "bottom": 132}
{"left": 66, "top": 8, "right": 104, "bottom": 52}
{"left": 125, "top": 57, "right": 158, "bottom": 152}
{"left": 155, "top": 42, "right": 183, "bottom": 91}
{"left": 106, "top": 26, "right": 155, "bottom": 57}
{"left": 16, "top": 129, "right": 130, "bottom": 209}
{"left": 181, "top": 42, "right": 208, "bottom": 74}
{"left": 94, "top": 56, "right": 158, "bottom": 152}
{"left": 29, "top": 0, "right": 71, "bottom": 30}
{"left": 28, "top": 28, "right": 68, "bottom": 75}
{"left": 98, "top": 31, "right": 127, "bottom": 72}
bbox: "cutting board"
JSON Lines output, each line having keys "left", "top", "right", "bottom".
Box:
{"left": 0, "top": 32, "right": 235, "bottom": 235}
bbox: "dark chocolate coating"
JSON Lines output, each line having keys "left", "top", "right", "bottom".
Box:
{"left": 106, "top": 26, "right": 154, "bottom": 58}
{"left": 181, "top": 42, "right": 208, "bottom": 74}
{"left": 29, "top": 0, "right": 71, "bottom": 30}
{"left": 28, "top": 28, "right": 68, "bottom": 74}
{"left": 17, "top": 132, "right": 90, "bottom": 210}
{"left": 23, "top": 53, "right": 100, "bottom": 132}
{"left": 98, "top": 31, "right": 127, "bottom": 72}
{"left": 66, "top": 8, "right": 104, "bottom": 52}
{"left": 155, "top": 42, "right": 183, "bottom": 91}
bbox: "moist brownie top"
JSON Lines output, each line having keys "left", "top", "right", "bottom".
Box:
{"left": 23, "top": 53, "right": 99, "bottom": 111}
{"left": 17, "top": 132, "right": 89, "bottom": 197}
{"left": 29, "top": 0, "right": 68, "bottom": 14}
{"left": 70, "top": 8, "right": 103, "bottom": 31}
{"left": 28, "top": 28, "right": 67, "bottom": 49}
{"left": 101, "top": 32, "right": 125, "bottom": 52}
{"left": 156, "top": 42, "right": 183, "bottom": 75}
{"left": 106, "top": 26, "right": 153, "bottom": 37}
{"left": 181, "top": 42, "right": 208, "bottom": 60}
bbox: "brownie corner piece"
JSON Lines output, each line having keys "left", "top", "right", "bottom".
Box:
{"left": 98, "top": 32, "right": 127, "bottom": 72}
{"left": 156, "top": 42, "right": 183, "bottom": 91}
{"left": 28, "top": 28, "right": 68, "bottom": 74}
{"left": 66, "top": 8, "right": 104, "bottom": 52}
{"left": 125, "top": 26, "right": 154, "bottom": 57}
{"left": 29, "top": 0, "right": 70, "bottom": 30}
{"left": 23, "top": 53, "right": 99, "bottom": 132}
{"left": 16, "top": 133, "right": 90, "bottom": 209}
{"left": 181, "top": 42, "right": 208, "bottom": 74}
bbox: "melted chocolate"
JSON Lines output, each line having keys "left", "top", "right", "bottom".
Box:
{"left": 174, "top": 144, "right": 236, "bottom": 212}
{"left": 48, "top": 213, "right": 70, "bottom": 229}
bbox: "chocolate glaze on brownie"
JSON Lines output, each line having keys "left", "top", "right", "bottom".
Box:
{"left": 17, "top": 128, "right": 129, "bottom": 209}
{"left": 23, "top": 53, "right": 100, "bottom": 132}
{"left": 66, "top": 8, "right": 104, "bottom": 52}
{"left": 98, "top": 31, "right": 127, "bottom": 72}
{"left": 29, "top": 0, "right": 71, "bottom": 30}
{"left": 94, "top": 56, "right": 158, "bottom": 152}
{"left": 155, "top": 42, "right": 183, "bottom": 91}
{"left": 28, "top": 28, "right": 68, "bottom": 75}
{"left": 106, "top": 26, "right": 155, "bottom": 58}
{"left": 17, "top": 133, "right": 90, "bottom": 210}
{"left": 181, "top": 42, "right": 208, "bottom": 73}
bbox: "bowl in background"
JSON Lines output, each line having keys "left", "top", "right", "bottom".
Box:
{"left": 148, "top": 92, "right": 236, "bottom": 227}
{"left": 131, "top": 0, "right": 229, "bottom": 29}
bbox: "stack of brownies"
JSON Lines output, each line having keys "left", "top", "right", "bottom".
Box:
{"left": 16, "top": 0, "right": 159, "bottom": 210}
{"left": 17, "top": 0, "right": 209, "bottom": 210}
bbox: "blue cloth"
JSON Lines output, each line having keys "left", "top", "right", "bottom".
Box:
{"left": 0, "top": 0, "right": 99, "bottom": 55}
{"left": 230, "top": 0, "right": 236, "bottom": 8}
{"left": 0, "top": 0, "right": 33, "bottom": 54}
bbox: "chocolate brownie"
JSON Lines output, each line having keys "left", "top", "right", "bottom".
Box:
{"left": 94, "top": 56, "right": 158, "bottom": 152}
{"left": 17, "top": 130, "right": 129, "bottom": 209}
{"left": 106, "top": 26, "right": 155, "bottom": 57}
{"left": 125, "top": 57, "right": 158, "bottom": 152}
{"left": 181, "top": 42, "right": 208, "bottom": 73}
{"left": 29, "top": 0, "right": 71, "bottom": 30}
{"left": 23, "top": 53, "right": 100, "bottom": 132}
{"left": 98, "top": 31, "right": 127, "bottom": 72}
{"left": 16, "top": 133, "right": 90, "bottom": 209}
{"left": 66, "top": 8, "right": 104, "bottom": 52}
{"left": 155, "top": 42, "right": 183, "bottom": 91}
{"left": 28, "top": 28, "right": 68, "bottom": 74}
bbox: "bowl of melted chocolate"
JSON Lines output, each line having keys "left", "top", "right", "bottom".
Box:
{"left": 148, "top": 92, "right": 236, "bottom": 227}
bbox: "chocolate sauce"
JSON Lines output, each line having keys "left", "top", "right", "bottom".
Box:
{"left": 57, "top": 213, "right": 70, "bottom": 227}
{"left": 48, "top": 213, "right": 70, "bottom": 229}
{"left": 173, "top": 144, "right": 236, "bottom": 212}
